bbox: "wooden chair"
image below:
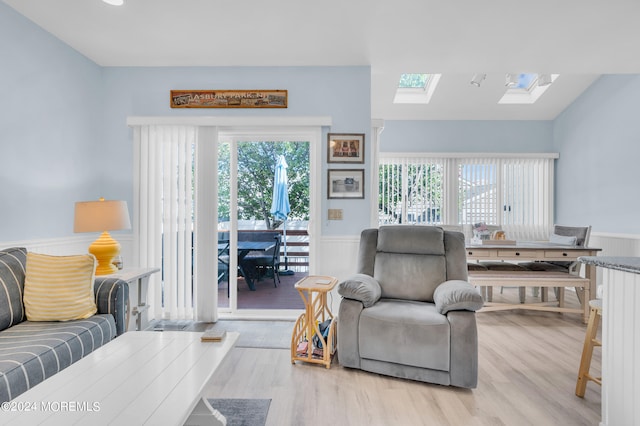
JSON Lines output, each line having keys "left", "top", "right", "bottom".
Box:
{"left": 520, "top": 225, "right": 592, "bottom": 304}
{"left": 575, "top": 299, "right": 602, "bottom": 397}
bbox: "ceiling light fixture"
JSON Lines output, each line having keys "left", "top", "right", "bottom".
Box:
{"left": 102, "top": 0, "right": 124, "bottom": 5}
{"left": 505, "top": 73, "right": 519, "bottom": 87}
{"left": 537, "top": 74, "right": 553, "bottom": 87}
{"left": 470, "top": 74, "right": 486, "bottom": 87}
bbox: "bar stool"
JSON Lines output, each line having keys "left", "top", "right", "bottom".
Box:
{"left": 575, "top": 299, "right": 602, "bottom": 397}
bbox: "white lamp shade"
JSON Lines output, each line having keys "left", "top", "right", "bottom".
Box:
{"left": 74, "top": 199, "right": 131, "bottom": 233}
{"left": 102, "top": 0, "right": 124, "bottom": 5}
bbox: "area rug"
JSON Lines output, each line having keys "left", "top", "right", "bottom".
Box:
{"left": 148, "top": 319, "right": 294, "bottom": 349}
{"left": 207, "top": 398, "right": 271, "bottom": 426}
{"left": 206, "top": 320, "right": 293, "bottom": 349}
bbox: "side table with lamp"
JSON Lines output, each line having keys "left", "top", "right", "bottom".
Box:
{"left": 74, "top": 197, "right": 132, "bottom": 275}
{"left": 74, "top": 197, "right": 160, "bottom": 331}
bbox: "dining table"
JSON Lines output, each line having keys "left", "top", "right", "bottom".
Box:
{"left": 466, "top": 241, "right": 601, "bottom": 323}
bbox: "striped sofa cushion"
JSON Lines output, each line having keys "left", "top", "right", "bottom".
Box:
{"left": 24, "top": 253, "right": 98, "bottom": 322}
{"left": 0, "top": 248, "right": 27, "bottom": 332}
{"left": 0, "top": 315, "right": 116, "bottom": 403}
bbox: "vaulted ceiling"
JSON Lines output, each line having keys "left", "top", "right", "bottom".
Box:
{"left": 5, "top": 0, "right": 640, "bottom": 120}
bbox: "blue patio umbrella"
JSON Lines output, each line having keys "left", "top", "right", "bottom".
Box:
{"left": 270, "top": 155, "right": 294, "bottom": 275}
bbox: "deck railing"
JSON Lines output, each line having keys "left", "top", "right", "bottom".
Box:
{"left": 231, "top": 229, "right": 309, "bottom": 272}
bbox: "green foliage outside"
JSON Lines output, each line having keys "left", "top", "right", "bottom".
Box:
{"left": 218, "top": 141, "right": 309, "bottom": 229}
{"left": 398, "top": 73, "right": 429, "bottom": 88}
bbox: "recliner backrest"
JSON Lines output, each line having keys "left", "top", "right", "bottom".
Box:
{"left": 357, "top": 226, "right": 468, "bottom": 303}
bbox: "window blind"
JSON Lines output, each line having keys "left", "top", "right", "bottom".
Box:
{"left": 133, "top": 125, "right": 196, "bottom": 320}
{"left": 379, "top": 154, "right": 555, "bottom": 240}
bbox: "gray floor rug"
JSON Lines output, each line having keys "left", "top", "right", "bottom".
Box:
{"left": 206, "top": 320, "right": 293, "bottom": 349}
{"left": 149, "top": 319, "right": 294, "bottom": 349}
{"left": 207, "top": 398, "right": 271, "bottom": 426}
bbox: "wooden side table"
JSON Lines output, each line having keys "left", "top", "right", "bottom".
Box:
{"left": 104, "top": 267, "right": 160, "bottom": 331}
{"left": 291, "top": 275, "right": 338, "bottom": 369}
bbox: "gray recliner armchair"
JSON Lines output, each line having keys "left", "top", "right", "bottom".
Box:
{"left": 337, "top": 226, "right": 484, "bottom": 388}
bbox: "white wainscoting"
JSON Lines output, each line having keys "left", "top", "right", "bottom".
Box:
{"left": 4, "top": 231, "right": 637, "bottom": 313}
{"left": 589, "top": 232, "right": 640, "bottom": 296}
{"left": 0, "top": 234, "right": 134, "bottom": 265}
{"left": 601, "top": 267, "right": 640, "bottom": 426}
{"left": 317, "top": 235, "right": 360, "bottom": 314}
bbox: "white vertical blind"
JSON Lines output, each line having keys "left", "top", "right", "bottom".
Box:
{"left": 379, "top": 157, "right": 444, "bottom": 225}
{"left": 133, "top": 125, "right": 196, "bottom": 321}
{"left": 379, "top": 154, "right": 555, "bottom": 240}
{"left": 458, "top": 158, "right": 498, "bottom": 226}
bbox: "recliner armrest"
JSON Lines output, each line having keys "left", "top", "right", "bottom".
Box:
{"left": 434, "top": 280, "right": 484, "bottom": 314}
{"left": 337, "top": 273, "right": 381, "bottom": 308}
{"left": 94, "top": 277, "right": 129, "bottom": 336}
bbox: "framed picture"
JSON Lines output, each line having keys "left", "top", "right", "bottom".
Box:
{"left": 327, "top": 133, "right": 364, "bottom": 163}
{"left": 170, "top": 90, "right": 287, "bottom": 108}
{"left": 328, "top": 169, "right": 365, "bottom": 199}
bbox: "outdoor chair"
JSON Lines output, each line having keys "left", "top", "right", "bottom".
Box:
{"left": 243, "top": 234, "right": 281, "bottom": 287}
{"left": 218, "top": 239, "right": 230, "bottom": 297}
{"left": 337, "top": 225, "right": 484, "bottom": 388}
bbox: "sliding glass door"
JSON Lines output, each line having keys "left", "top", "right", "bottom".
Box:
{"left": 217, "top": 134, "right": 312, "bottom": 315}
{"left": 132, "top": 121, "right": 323, "bottom": 322}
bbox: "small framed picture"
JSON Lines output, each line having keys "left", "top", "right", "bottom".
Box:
{"left": 327, "top": 133, "right": 365, "bottom": 163}
{"left": 328, "top": 169, "right": 365, "bottom": 199}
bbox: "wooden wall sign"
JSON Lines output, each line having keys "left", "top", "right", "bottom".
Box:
{"left": 170, "top": 90, "right": 287, "bottom": 109}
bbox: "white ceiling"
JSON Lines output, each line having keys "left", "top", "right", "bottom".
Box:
{"left": 5, "top": 0, "right": 640, "bottom": 120}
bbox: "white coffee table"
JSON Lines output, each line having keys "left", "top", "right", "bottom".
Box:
{"left": 2, "top": 331, "right": 238, "bottom": 425}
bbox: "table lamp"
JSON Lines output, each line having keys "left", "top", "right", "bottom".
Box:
{"left": 74, "top": 197, "right": 131, "bottom": 275}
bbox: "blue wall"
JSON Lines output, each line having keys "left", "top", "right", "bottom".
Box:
{"left": 102, "top": 66, "right": 372, "bottom": 236}
{"left": 3, "top": 0, "right": 639, "bottom": 241}
{"left": 0, "top": 3, "right": 104, "bottom": 240}
{"left": 380, "top": 120, "right": 554, "bottom": 152}
{"left": 0, "top": 1, "right": 371, "bottom": 240}
{"left": 383, "top": 79, "right": 640, "bottom": 235}
{"left": 554, "top": 75, "right": 640, "bottom": 234}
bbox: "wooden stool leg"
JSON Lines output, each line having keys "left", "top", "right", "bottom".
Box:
{"left": 576, "top": 305, "right": 601, "bottom": 397}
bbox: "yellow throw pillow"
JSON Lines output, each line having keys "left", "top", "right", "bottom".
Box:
{"left": 24, "top": 253, "right": 98, "bottom": 321}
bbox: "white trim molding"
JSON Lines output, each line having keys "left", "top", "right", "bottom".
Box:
{"left": 127, "top": 116, "right": 333, "bottom": 127}
{"left": 380, "top": 152, "right": 559, "bottom": 159}
{"left": 0, "top": 234, "right": 134, "bottom": 260}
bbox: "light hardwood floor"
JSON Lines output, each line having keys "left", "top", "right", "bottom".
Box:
{"left": 203, "top": 289, "right": 601, "bottom": 426}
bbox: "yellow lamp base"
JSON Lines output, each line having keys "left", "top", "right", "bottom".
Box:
{"left": 89, "top": 231, "right": 120, "bottom": 275}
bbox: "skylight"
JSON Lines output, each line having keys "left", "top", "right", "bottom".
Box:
{"left": 499, "top": 74, "right": 559, "bottom": 104}
{"left": 394, "top": 73, "right": 441, "bottom": 104}
{"left": 398, "top": 74, "right": 431, "bottom": 88}
{"left": 512, "top": 73, "right": 537, "bottom": 90}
